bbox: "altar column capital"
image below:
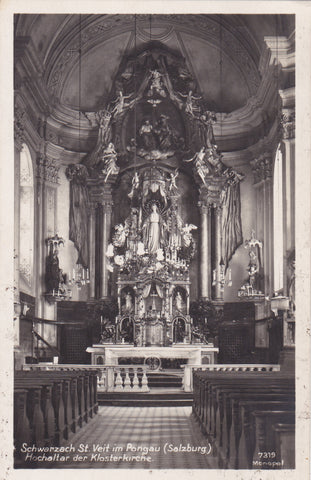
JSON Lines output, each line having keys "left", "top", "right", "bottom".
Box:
{"left": 250, "top": 151, "right": 273, "bottom": 185}
{"left": 281, "top": 107, "right": 295, "bottom": 141}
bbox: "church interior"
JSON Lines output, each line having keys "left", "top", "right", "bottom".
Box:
{"left": 13, "top": 13, "right": 297, "bottom": 470}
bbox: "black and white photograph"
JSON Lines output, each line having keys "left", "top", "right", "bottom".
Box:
{"left": 1, "top": 2, "right": 310, "bottom": 478}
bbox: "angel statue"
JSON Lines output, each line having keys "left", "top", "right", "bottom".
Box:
{"left": 178, "top": 90, "right": 201, "bottom": 117}
{"left": 184, "top": 147, "right": 210, "bottom": 185}
{"left": 111, "top": 90, "right": 135, "bottom": 117}
{"left": 128, "top": 171, "right": 140, "bottom": 199}
{"left": 112, "top": 223, "right": 129, "bottom": 247}
{"left": 181, "top": 223, "right": 198, "bottom": 247}
{"left": 82, "top": 109, "right": 112, "bottom": 168}
{"left": 100, "top": 142, "right": 120, "bottom": 182}
{"left": 199, "top": 110, "right": 217, "bottom": 149}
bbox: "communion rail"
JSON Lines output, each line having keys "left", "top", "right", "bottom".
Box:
{"left": 181, "top": 364, "right": 281, "bottom": 392}
{"left": 23, "top": 363, "right": 280, "bottom": 394}
{"left": 23, "top": 364, "right": 150, "bottom": 392}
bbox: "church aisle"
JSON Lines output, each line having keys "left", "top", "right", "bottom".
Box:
{"left": 60, "top": 406, "right": 216, "bottom": 469}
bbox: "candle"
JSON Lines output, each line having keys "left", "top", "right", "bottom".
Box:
{"left": 73, "top": 268, "right": 75, "bottom": 280}
{"left": 228, "top": 269, "right": 232, "bottom": 281}
{"left": 82, "top": 268, "right": 85, "bottom": 280}
{"left": 101, "top": 316, "right": 103, "bottom": 324}
{"left": 86, "top": 268, "right": 89, "bottom": 280}
{"left": 213, "top": 269, "right": 216, "bottom": 281}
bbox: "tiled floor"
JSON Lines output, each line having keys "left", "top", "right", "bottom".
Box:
{"left": 57, "top": 406, "right": 216, "bottom": 469}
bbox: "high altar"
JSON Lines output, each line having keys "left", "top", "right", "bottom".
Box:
{"left": 68, "top": 46, "right": 245, "bottom": 367}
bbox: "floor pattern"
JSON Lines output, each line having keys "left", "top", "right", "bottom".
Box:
{"left": 55, "top": 406, "right": 216, "bottom": 469}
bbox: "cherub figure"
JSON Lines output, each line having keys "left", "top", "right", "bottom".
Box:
{"left": 169, "top": 168, "right": 179, "bottom": 192}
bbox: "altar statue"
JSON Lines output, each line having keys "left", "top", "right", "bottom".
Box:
{"left": 123, "top": 292, "right": 133, "bottom": 312}
{"left": 184, "top": 147, "right": 210, "bottom": 185}
{"left": 95, "top": 109, "right": 112, "bottom": 146}
{"left": 100, "top": 142, "right": 120, "bottom": 182}
{"left": 154, "top": 114, "right": 175, "bottom": 151}
{"left": 199, "top": 110, "right": 217, "bottom": 148}
{"left": 175, "top": 291, "right": 184, "bottom": 312}
{"left": 139, "top": 119, "right": 156, "bottom": 150}
{"left": 142, "top": 203, "right": 166, "bottom": 254}
{"left": 111, "top": 90, "right": 135, "bottom": 117}
{"left": 181, "top": 223, "right": 198, "bottom": 247}
{"left": 128, "top": 171, "right": 140, "bottom": 199}
{"left": 148, "top": 70, "right": 166, "bottom": 97}
{"left": 178, "top": 90, "right": 201, "bottom": 117}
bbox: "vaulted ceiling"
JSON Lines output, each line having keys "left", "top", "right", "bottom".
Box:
{"left": 14, "top": 14, "right": 295, "bottom": 156}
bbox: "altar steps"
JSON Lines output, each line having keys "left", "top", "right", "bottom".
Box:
{"left": 98, "top": 391, "right": 193, "bottom": 407}
{"left": 147, "top": 372, "right": 183, "bottom": 388}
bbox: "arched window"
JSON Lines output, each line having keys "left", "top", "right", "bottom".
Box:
{"left": 273, "top": 145, "right": 283, "bottom": 293}
{"left": 19, "top": 144, "right": 34, "bottom": 288}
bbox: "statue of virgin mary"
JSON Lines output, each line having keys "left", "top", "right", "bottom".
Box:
{"left": 142, "top": 203, "right": 165, "bottom": 254}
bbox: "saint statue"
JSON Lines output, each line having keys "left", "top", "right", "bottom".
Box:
{"left": 124, "top": 292, "right": 133, "bottom": 312}
{"left": 142, "top": 203, "right": 166, "bottom": 254}
{"left": 175, "top": 292, "right": 184, "bottom": 312}
{"left": 139, "top": 120, "right": 156, "bottom": 150}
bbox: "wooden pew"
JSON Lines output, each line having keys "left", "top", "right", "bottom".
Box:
{"left": 273, "top": 423, "right": 295, "bottom": 469}
{"left": 192, "top": 370, "right": 295, "bottom": 470}
{"left": 14, "top": 368, "right": 99, "bottom": 465}
{"left": 220, "top": 389, "right": 294, "bottom": 467}
{"left": 231, "top": 400, "right": 295, "bottom": 469}
{"left": 196, "top": 374, "right": 293, "bottom": 438}
{"left": 251, "top": 410, "right": 295, "bottom": 469}
{"left": 14, "top": 379, "right": 56, "bottom": 448}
